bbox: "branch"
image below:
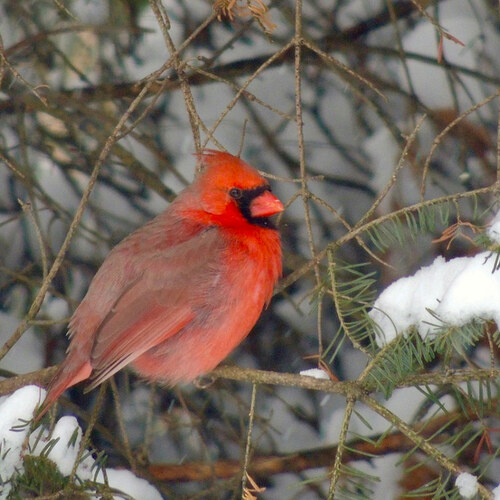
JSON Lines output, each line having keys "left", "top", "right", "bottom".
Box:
{"left": 1, "top": 364, "right": 498, "bottom": 399}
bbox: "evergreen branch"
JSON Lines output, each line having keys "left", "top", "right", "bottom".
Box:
{"left": 277, "top": 183, "right": 499, "bottom": 294}
{"left": 360, "top": 394, "right": 493, "bottom": 499}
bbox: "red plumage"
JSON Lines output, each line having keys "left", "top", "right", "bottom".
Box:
{"left": 38, "top": 150, "right": 283, "bottom": 417}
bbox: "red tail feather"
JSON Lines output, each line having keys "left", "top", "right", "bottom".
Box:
{"left": 35, "top": 357, "right": 92, "bottom": 422}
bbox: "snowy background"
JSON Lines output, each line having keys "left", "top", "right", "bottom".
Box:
{"left": 0, "top": 0, "right": 500, "bottom": 498}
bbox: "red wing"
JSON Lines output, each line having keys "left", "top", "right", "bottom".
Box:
{"left": 86, "top": 287, "right": 194, "bottom": 390}
{"left": 86, "top": 228, "right": 225, "bottom": 390}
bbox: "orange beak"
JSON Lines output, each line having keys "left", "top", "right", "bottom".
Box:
{"left": 250, "top": 191, "right": 284, "bottom": 218}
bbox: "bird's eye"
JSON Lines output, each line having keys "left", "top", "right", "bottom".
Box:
{"left": 229, "top": 188, "right": 243, "bottom": 199}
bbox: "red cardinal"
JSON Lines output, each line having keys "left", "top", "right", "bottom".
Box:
{"left": 39, "top": 150, "right": 283, "bottom": 417}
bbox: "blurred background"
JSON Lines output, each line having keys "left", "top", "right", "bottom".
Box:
{"left": 0, "top": 0, "right": 499, "bottom": 498}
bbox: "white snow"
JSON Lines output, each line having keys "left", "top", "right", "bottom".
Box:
{"left": 370, "top": 251, "right": 500, "bottom": 346}
{"left": 105, "top": 469, "right": 163, "bottom": 500}
{"left": 299, "top": 368, "right": 330, "bottom": 380}
{"left": 455, "top": 472, "right": 478, "bottom": 498}
{"left": 0, "top": 386, "right": 162, "bottom": 500}
{"left": 493, "top": 483, "right": 500, "bottom": 500}
{"left": 437, "top": 253, "right": 500, "bottom": 326}
{"left": 43, "top": 416, "right": 83, "bottom": 476}
{"left": 0, "top": 385, "right": 44, "bottom": 498}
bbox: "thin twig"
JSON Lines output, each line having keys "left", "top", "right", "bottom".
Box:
{"left": 421, "top": 92, "right": 499, "bottom": 199}
{"left": 241, "top": 384, "right": 258, "bottom": 498}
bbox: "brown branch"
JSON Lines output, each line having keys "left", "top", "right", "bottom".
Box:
{"left": 1, "top": 364, "right": 498, "bottom": 399}
{"left": 0, "top": 366, "right": 57, "bottom": 395}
